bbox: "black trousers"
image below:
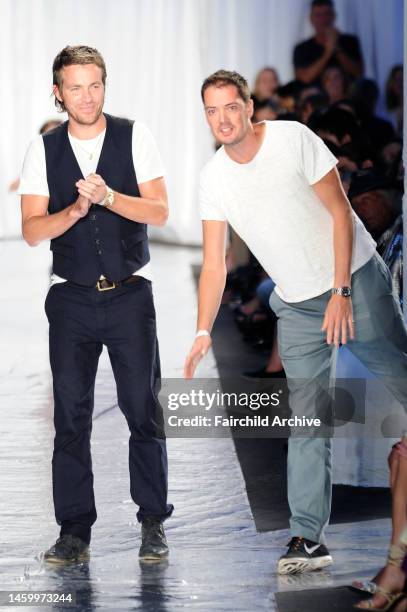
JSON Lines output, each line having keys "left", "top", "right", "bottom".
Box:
{"left": 45, "top": 278, "right": 173, "bottom": 544}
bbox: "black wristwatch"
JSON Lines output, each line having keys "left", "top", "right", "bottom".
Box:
{"left": 332, "top": 286, "right": 352, "bottom": 297}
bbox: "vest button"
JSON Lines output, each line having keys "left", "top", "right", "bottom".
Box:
{"left": 90, "top": 215, "right": 97, "bottom": 221}
{"left": 97, "top": 250, "right": 102, "bottom": 255}
{"left": 95, "top": 239, "right": 100, "bottom": 244}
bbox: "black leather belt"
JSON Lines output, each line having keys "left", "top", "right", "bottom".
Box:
{"left": 96, "top": 275, "right": 142, "bottom": 292}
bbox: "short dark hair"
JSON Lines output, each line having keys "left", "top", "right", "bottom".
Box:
{"left": 201, "top": 70, "right": 251, "bottom": 104}
{"left": 311, "top": 0, "right": 334, "bottom": 9}
{"left": 313, "top": 107, "right": 359, "bottom": 141}
{"left": 52, "top": 45, "right": 107, "bottom": 112}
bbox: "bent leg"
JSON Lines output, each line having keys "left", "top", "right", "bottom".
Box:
{"left": 347, "top": 253, "right": 407, "bottom": 411}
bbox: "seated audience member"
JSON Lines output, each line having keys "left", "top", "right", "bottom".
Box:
{"left": 312, "top": 107, "right": 374, "bottom": 168}
{"left": 386, "top": 65, "right": 403, "bottom": 137}
{"left": 239, "top": 278, "right": 285, "bottom": 379}
{"left": 331, "top": 98, "right": 358, "bottom": 116}
{"left": 321, "top": 65, "right": 348, "bottom": 104}
{"left": 349, "top": 169, "right": 403, "bottom": 304}
{"left": 299, "top": 92, "right": 329, "bottom": 124}
{"left": 314, "top": 139, "right": 358, "bottom": 193}
{"left": 38, "top": 119, "right": 63, "bottom": 135}
{"left": 275, "top": 80, "right": 304, "bottom": 115}
{"left": 379, "top": 139, "right": 403, "bottom": 182}
{"left": 252, "top": 67, "right": 280, "bottom": 112}
{"left": 312, "top": 106, "right": 358, "bottom": 147}
{"left": 298, "top": 84, "right": 324, "bottom": 103}
{"left": 350, "top": 78, "right": 396, "bottom": 152}
{"left": 253, "top": 99, "right": 280, "bottom": 122}
{"left": 293, "top": 0, "right": 364, "bottom": 85}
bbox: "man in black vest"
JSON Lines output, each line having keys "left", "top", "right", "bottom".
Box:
{"left": 20, "top": 45, "right": 173, "bottom": 563}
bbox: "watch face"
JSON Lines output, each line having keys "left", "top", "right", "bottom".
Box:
{"left": 342, "top": 287, "right": 351, "bottom": 297}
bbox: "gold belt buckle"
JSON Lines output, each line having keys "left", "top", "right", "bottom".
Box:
{"left": 96, "top": 280, "right": 116, "bottom": 292}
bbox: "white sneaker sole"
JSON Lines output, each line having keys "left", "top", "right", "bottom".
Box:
{"left": 277, "top": 554, "right": 333, "bottom": 575}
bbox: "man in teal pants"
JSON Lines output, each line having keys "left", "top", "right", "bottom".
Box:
{"left": 184, "top": 69, "right": 407, "bottom": 574}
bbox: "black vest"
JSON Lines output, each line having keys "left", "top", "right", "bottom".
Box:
{"left": 43, "top": 113, "right": 150, "bottom": 285}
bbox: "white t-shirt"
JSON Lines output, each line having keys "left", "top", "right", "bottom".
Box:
{"left": 19, "top": 120, "right": 166, "bottom": 283}
{"left": 199, "top": 120, "right": 376, "bottom": 302}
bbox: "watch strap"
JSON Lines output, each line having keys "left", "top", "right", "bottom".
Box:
{"left": 102, "top": 186, "right": 114, "bottom": 207}
{"left": 332, "top": 286, "right": 352, "bottom": 297}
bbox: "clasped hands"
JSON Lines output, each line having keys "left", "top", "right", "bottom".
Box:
{"left": 70, "top": 174, "right": 107, "bottom": 218}
{"left": 323, "top": 27, "right": 340, "bottom": 55}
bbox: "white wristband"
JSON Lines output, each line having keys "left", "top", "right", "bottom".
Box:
{"left": 195, "top": 330, "right": 211, "bottom": 338}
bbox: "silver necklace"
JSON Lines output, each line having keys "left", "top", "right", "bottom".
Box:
{"left": 72, "top": 130, "right": 105, "bottom": 160}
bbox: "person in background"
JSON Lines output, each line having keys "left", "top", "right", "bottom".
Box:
{"left": 353, "top": 439, "right": 407, "bottom": 611}
{"left": 253, "top": 99, "right": 280, "bottom": 122}
{"left": 321, "top": 65, "right": 348, "bottom": 105}
{"left": 293, "top": 0, "right": 364, "bottom": 85}
{"left": 275, "top": 80, "right": 304, "bottom": 115}
{"left": 9, "top": 119, "right": 62, "bottom": 192}
{"left": 350, "top": 79, "right": 396, "bottom": 152}
{"left": 379, "top": 139, "right": 403, "bottom": 183}
{"left": 386, "top": 65, "right": 403, "bottom": 137}
{"left": 299, "top": 92, "right": 329, "bottom": 125}
{"left": 312, "top": 107, "right": 373, "bottom": 168}
{"left": 252, "top": 67, "right": 280, "bottom": 113}
{"left": 349, "top": 170, "right": 403, "bottom": 306}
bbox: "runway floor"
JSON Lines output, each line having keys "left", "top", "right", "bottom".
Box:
{"left": 0, "top": 239, "right": 391, "bottom": 611}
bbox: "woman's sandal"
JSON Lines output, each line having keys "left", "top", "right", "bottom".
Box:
{"left": 353, "top": 544, "right": 407, "bottom": 610}
{"left": 351, "top": 580, "right": 379, "bottom": 595}
{"left": 354, "top": 589, "right": 406, "bottom": 611}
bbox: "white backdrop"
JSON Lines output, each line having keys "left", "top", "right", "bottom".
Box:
{"left": 0, "top": 0, "right": 404, "bottom": 243}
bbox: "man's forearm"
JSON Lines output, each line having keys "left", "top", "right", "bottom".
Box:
{"left": 107, "top": 192, "right": 168, "bottom": 226}
{"left": 197, "top": 267, "right": 227, "bottom": 332}
{"left": 22, "top": 204, "right": 83, "bottom": 247}
{"left": 336, "top": 50, "right": 363, "bottom": 79}
{"left": 296, "top": 49, "right": 332, "bottom": 83}
{"left": 333, "top": 209, "right": 354, "bottom": 286}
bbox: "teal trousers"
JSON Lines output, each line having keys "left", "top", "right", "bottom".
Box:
{"left": 269, "top": 252, "right": 407, "bottom": 543}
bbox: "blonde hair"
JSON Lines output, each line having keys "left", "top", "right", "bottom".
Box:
{"left": 52, "top": 45, "right": 107, "bottom": 112}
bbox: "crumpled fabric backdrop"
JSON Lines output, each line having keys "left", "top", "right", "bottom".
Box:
{"left": 0, "top": 0, "right": 403, "bottom": 245}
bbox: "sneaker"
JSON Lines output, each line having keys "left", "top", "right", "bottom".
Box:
{"left": 44, "top": 535, "right": 89, "bottom": 564}
{"left": 277, "top": 537, "right": 333, "bottom": 575}
{"left": 139, "top": 518, "right": 169, "bottom": 561}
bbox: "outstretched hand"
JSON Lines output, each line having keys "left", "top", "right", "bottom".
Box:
{"left": 321, "top": 294, "right": 354, "bottom": 347}
{"left": 184, "top": 335, "right": 212, "bottom": 379}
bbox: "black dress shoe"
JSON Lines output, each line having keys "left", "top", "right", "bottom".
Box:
{"left": 44, "top": 535, "right": 89, "bottom": 564}
{"left": 242, "top": 367, "right": 286, "bottom": 379}
{"left": 139, "top": 518, "right": 169, "bottom": 561}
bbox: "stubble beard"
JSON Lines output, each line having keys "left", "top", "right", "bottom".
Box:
{"left": 67, "top": 99, "right": 105, "bottom": 127}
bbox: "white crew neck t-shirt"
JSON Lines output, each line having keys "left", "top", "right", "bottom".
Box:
{"left": 19, "top": 121, "right": 166, "bottom": 284}
{"left": 199, "top": 120, "right": 376, "bottom": 303}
